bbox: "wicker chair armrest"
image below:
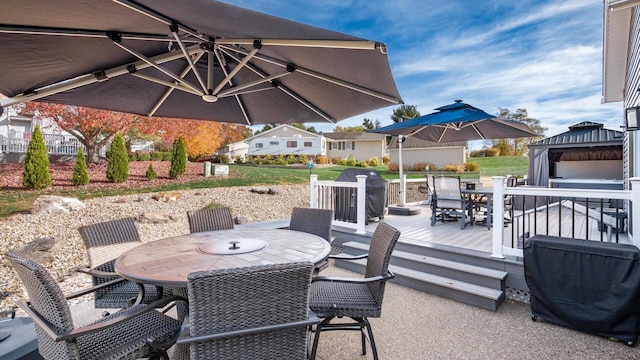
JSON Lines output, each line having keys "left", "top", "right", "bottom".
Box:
{"left": 311, "top": 271, "right": 395, "bottom": 284}
{"left": 64, "top": 277, "right": 128, "bottom": 300}
{"left": 76, "top": 266, "right": 121, "bottom": 278}
{"left": 17, "top": 295, "right": 186, "bottom": 342}
{"left": 328, "top": 253, "right": 368, "bottom": 260}
{"left": 176, "top": 310, "right": 320, "bottom": 345}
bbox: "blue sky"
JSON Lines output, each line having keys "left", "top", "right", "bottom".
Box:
{"left": 221, "top": 0, "right": 623, "bottom": 139}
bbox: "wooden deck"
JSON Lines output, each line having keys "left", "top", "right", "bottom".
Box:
{"left": 363, "top": 203, "right": 631, "bottom": 254}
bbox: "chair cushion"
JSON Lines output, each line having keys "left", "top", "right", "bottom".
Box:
{"left": 309, "top": 281, "right": 381, "bottom": 318}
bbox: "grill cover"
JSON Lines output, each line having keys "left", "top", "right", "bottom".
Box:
{"left": 524, "top": 235, "right": 640, "bottom": 344}
{"left": 334, "top": 168, "right": 387, "bottom": 222}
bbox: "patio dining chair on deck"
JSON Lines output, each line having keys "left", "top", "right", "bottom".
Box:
{"left": 431, "top": 176, "right": 473, "bottom": 230}
{"left": 176, "top": 262, "right": 318, "bottom": 360}
{"left": 187, "top": 207, "right": 235, "bottom": 233}
{"left": 78, "top": 217, "right": 170, "bottom": 309}
{"left": 289, "top": 207, "right": 340, "bottom": 273}
{"left": 6, "top": 250, "right": 184, "bottom": 360}
{"left": 309, "top": 222, "right": 401, "bottom": 360}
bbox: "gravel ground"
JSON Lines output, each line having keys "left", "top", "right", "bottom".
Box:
{"left": 0, "top": 184, "right": 309, "bottom": 314}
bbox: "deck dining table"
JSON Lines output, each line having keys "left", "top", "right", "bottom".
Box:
{"left": 114, "top": 228, "right": 331, "bottom": 289}
{"left": 461, "top": 187, "right": 494, "bottom": 230}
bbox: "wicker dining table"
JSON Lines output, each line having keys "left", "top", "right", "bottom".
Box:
{"left": 114, "top": 228, "right": 331, "bottom": 289}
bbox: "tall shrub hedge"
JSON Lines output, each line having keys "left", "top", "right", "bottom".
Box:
{"left": 22, "top": 125, "right": 51, "bottom": 189}
{"left": 169, "top": 137, "right": 187, "bottom": 178}
{"left": 72, "top": 147, "right": 90, "bottom": 185}
{"left": 106, "top": 133, "right": 129, "bottom": 183}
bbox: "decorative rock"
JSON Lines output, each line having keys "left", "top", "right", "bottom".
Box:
{"left": 31, "top": 195, "right": 86, "bottom": 214}
{"left": 234, "top": 215, "right": 254, "bottom": 224}
{"left": 152, "top": 192, "right": 182, "bottom": 202}
{"left": 15, "top": 237, "right": 57, "bottom": 264}
{"left": 137, "top": 212, "right": 182, "bottom": 224}
{"left": 250, "top": 186, "right": 276, "bottom": 195}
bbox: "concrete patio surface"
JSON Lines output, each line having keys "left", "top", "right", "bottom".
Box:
{"left": 65, "top": 262, "right": 640, "bottom": 360}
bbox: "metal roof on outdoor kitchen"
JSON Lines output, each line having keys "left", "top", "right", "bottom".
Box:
{"left": 530, "top": 121, "right": 623, "bottom": 147}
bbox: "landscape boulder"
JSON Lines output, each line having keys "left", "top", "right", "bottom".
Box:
{"left": 137, "top": 212, "right": 181, "bottom": 224}
{"left": 250, "top": 186, "right": 276, "bottom": 195}
{"left": 31, "top": 195, "right": 86, "bottom": 214}
{"left": 152, "top": 192, "right": 182, "bottom": 202}
{"left": 15, "top": 237, "right": 57, "bottom": 264}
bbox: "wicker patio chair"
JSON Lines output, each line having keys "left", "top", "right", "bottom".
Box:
{"left": 5, "top": 250, "right": 184, "bottom": 360}
{"left": 187, "top": 207, "right": 235, "bottom": 233}
{"left": 431, "top": 176, "right": 473, "bottom": 230}
{"left": 289, "top": 207, "right": 339, "bottom": 273}
{"left": 176, "top": 262, "right": 319, "bottom": 360}
{"left": 308, "top": 222, "right": 401, "bottom": 360}
{"left": 78, "top": 217, "right": 169, "bottom": 309}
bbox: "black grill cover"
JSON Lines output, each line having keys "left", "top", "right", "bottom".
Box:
{"left": 334, "top": 168, "right": 387, "bottom": 222}
{"left": 524, "top": 235, "right": 640, "bottom": 344}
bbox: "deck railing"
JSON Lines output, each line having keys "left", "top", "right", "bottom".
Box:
{"left": 490, "top": 177, "right": 640, "bottom": 259}
{"left": 386, "top": 177, "right": 429, "bottom": 206}
{"left": 310, "top": 174, "right": 367, "bottom": 234}
{"left": 0, "top": 132, "right": 86, "bottom": 155}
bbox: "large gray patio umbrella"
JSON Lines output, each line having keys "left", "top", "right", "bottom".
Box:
{"left": 0, "top": 0, "right": 402, "bottom": 125}
{"left": 372, "top": 100, "right": 539, "bottom": 205}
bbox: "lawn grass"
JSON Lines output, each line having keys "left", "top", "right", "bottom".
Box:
{"left": 0, "top": 157, "right": 529, "bottom": 218}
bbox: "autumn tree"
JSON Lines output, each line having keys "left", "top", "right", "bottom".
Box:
{"left": 333, "top": 125, "right": 366, "bottom": 132}
{"left": 22, "top": 125, "right": 51, "bottom": 189}
{"left": 26, "top": 102, "right": 139, "bottom": 163}
{"left": 490, "top": 108, "right": 546, "bottom": 156}
{"left": 391, "top": 105, "right": 420, "bottom": 123}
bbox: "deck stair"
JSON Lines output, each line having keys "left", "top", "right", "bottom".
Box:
{"left": 334, "top": 241, "right": 507, "bottom": 312}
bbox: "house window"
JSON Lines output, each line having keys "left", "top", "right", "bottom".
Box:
{"left": 287, "top": 141, "right": 297, "bottom": 148}
{"left": 304, "top": 142, "right": 312, "bottom": 147}
{"left": 255, "top": 143, "right": 263, "bottom": 148}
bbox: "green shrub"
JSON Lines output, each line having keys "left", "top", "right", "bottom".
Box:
{"left": 338, "top": 158, "right": 347, "bottom": 166}
{"left": 299, "top": 154, "right": 308, "bottom": 164}
{"left": 72, "top": 147, "right": 90, "bottom": 185}
{"left": 286, "top": 154, "right": 296, "bottom": 164}
{"left": 106, "top": 133, "right": 129, "bottom": 183}
{"left": 465, "top": 161, "right": 480, "bottom": 172}
{"left": 146, "top": 163, "right": 157, "bottom": 180}
{"left": 369, "top": 156, "right": 380, "bottom": 167}
{"left": 220, "top": 154, "right": 230, "bottom": 164}
{"left": 22, "top": 125, "right": 51, "bottom": 189}
{"left": 245, "top": 155, "right": 254, "bottom": 164}
{"left": 357, "top": 160, "right": 368, "bottom": 167}
{"left": 345, "top": 155, "right": 357, "bottom": 167}
{"left": 382, "top": 155, "right": 390, "bottom": 165}
{"left": 233, "top": 155, "right": 244, "bottom": 164}
{"left": 137, "top": 151, "right": 151, "bottom": 161}
{"left": 162, "top": 152, "right": 172, "bottom": 161}
{"left": 169, "top": 137, "right": 187, "bottom": 178}
{"left": 150, "top": 151, "right": 164, "bottom": 161}
{"left": 128, "top": 152, "right": 137, "bottom": 162}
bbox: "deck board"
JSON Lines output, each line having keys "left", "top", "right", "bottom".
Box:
{"left": 367, "top": 204, "right": 630, "bottom": 254}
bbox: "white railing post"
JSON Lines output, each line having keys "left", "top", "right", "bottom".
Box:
{"left": 631, "top": 177, "right": 640, "bottom": 248}
{"left": 310, "top": 174, "right": 318, "bottom": 208}
{"left": 491, "top": 176, "right": 505, "bottom": 259}
{"left": 356, "top": 175, "right": 367, "bottom": 234}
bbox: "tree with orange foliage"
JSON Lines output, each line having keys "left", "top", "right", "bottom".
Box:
{"left": 137, "top": 117, "right": 246, "bottom": 159}
{"left": 25, "top": 102, "right": 139, "bottom": 163}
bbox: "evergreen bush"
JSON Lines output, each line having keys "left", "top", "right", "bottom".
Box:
{"left": 146, "top": 163, "right": 157, "bottom": 180}
{"left": 299, "top": 154, "right": 308, "bottom": 164}
{"left": 169, "top": 137, "right": 187, "bottom": 178}
{"left": 150, "top": 151, "right": 164, "bottom": 161}
{"left": 72, "top": 147, "right": 90, "bottom": 185}
{"left": 106, "top": 133, "right": 129, "bottom": 183}
{"left": 22, "top": 125, "right": 51, "bottom": 189}
{"left": 345, "top": 155, "right": 357, "bottom": 167}
{"left": 162, "top": 152, "right": 172, "bottom": 161}
{"left": 369, "top": 156, "right": 380, "bottom": 166}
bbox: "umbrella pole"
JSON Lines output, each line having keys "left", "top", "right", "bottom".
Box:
{"left": 399, "top": 136, "right": 406, "bottom": 206}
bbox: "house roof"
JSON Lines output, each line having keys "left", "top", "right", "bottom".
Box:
{"left": 530, "top": 121, "right": 623, "bottom": 147}
{"left": 245, "top": 124, "right": 321, "bottom": 141}
{"left": 602, "top": 1, "right": 637, "bottom": 102}
{"left": 322, "top": 131, "right": 385, "bottom": 141}
{"left": 387, "top": 136, "right": 466, "bottom": 149}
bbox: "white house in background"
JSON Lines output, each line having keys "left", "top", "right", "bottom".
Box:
{"left": 323, "top": 132, "right": 386, "bottom": 162}
{"left": 246, "top": 124, "right": 326, "bottom": 157}
{"left": 387, "top": 136, "right": 467, "bottom": 169}
{"left": 215, "top": 140, "right": 250, "bottom": 160}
